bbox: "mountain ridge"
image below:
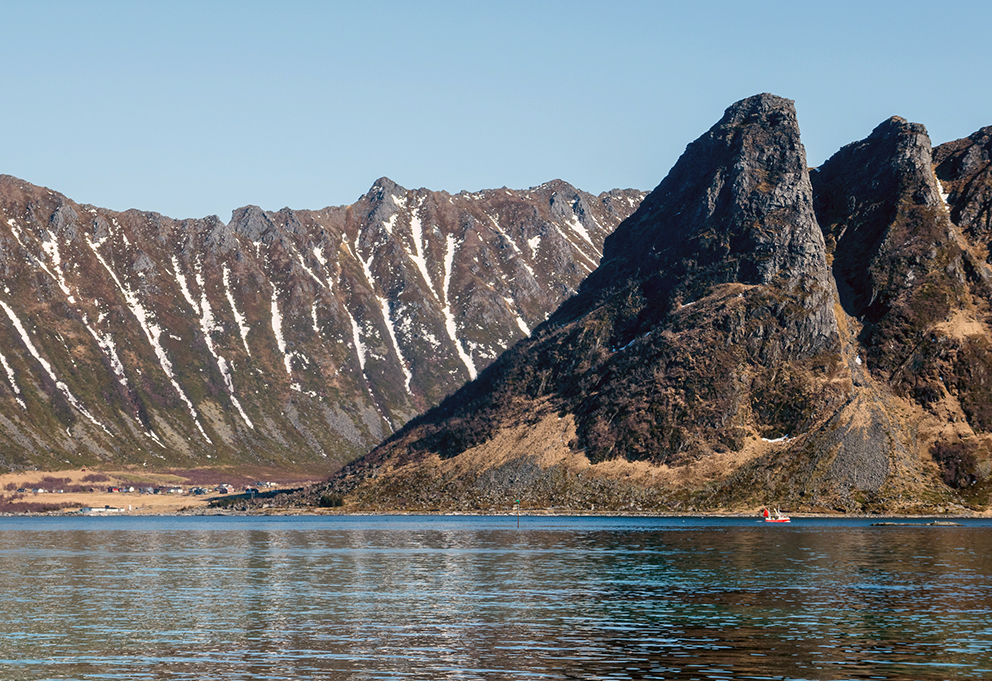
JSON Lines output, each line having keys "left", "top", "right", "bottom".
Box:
{"left": 306, "top": 94, "right": 992, "bottom": 515}
{"left": 0, "top": 174, "right": 643, "bottom": 474}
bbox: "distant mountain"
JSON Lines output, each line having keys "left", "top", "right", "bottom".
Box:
{"left": 0, "top": 176, "right": 643, "bottom": 473}
{"left": 312, "top": 94, "right": 992, "bottom": 515}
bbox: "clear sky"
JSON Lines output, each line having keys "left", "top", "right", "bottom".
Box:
{"left": 2, "top": 1, "right": 990, "bottom": 221}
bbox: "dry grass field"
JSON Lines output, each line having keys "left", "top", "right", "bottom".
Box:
{"left": 0, "top": 468, "right": 322, "bottom": 514}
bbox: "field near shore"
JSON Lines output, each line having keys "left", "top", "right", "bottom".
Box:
{"left": 0, "top": 468, "right": 323, "bottom": 514}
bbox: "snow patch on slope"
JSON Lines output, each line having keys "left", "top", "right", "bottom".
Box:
{"left": 312, "top": 246, "right": 327, "bottom": 267}
{"left": 172, "top": 256, "right": 199, "bottom": 314}
{"left": 223, "top": 265, "right": 251, "bottom": 356}
{"left": 515, "top": 315, "right": 531, "bottom": 337}
{"left": 346, "top": 307, "right": 366, "bottom": 370}
{"left": 382, "top": 212, "right": 399, "bottom": 235}
{"left": 379, "top": 297, "right": 413, "bottom": 392}
{"left": 566, "top": 215, "right": 594, "bottom": 246}
{"left": 39, "top": 233, "right": 75, "bottom": 302}
{"left": 271, "top": 288, "right": 293, "bottom": 375}
{"left": 442, "top": 234, "right": 477, "bottom": 380}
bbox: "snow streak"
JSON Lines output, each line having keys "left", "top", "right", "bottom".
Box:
{"left": 223, "top": 265, "right": 251, "bottom": 356}
{"left": 310, "top": 302, "right": 321, "bottom": 335}
{"left": 935, "top": 172, "right": 951, "bottom": 209}
{"left": 39, "top": 233, "right": 75, "bottom": 302}
{"left": 408, "top": 206, "right": 439, "bottom": 301}
{"left": 379, "top": 296, "right": 413, "bottom": 392}
{"left": 0, "top": 299, "right": 107, "bottom": 431}
{"left": 196, "top": 270, "right": 253, "bottom": 429}
{"left": 81, "top": 315, "right": 165, "bottom": 446}
{"left": 293, "top": 245, "right": 326, "bottom": 290}
{"left": 82, "top": 318, "right": 128, "bottom": 388}
{"left": 486, "top": 213, "right": 537, "bottom": 281}
{"left": 346, "top": 308, "right": 366, "bottom": 370}
{"left": 442, "top": 234, "right": 477, "bottom": 380}
{"left": 6, "top": 218, "right": 75, "bottom": 303}
{"left": 0, "top": 350, "right": 26, "bottom": 410}
{"left": 355, "top": 241, "right": 413, "bottom": 393}
{"left": 271, "top": 289, "right": 293, "bottom": 375}
{"left": 172, "top": 256, "right": 199, "bottom": 314}
{"left": 86, "top": 237, "right": 211, "bottom": 443}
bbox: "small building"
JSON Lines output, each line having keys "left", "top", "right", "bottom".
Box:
{"left": 80, "top": 506, "right": 124, "bottom": 514}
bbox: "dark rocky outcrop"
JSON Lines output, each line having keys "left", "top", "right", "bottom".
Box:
{"left": 312, "top": 95, "right": 992, "bottom": 515}
{"left": 934, "top": 126, "right": 992, "bottom": 242}
{"left": 812, "top": 117, "right": 966, "bottom": 381}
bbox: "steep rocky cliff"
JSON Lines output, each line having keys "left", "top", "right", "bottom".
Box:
{"left": 313, "top": 95, "right": 992, "bottom": 514}
{"left": 0, "top": 176, "right": 642, "bottom": 473}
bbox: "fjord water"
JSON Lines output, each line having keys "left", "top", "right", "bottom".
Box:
{"left": 1, "top": 516, "right": 990, "bottom": 680}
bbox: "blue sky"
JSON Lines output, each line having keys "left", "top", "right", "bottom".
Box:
{"left": 2, "top": 1, "right": 990, "bottom": 220}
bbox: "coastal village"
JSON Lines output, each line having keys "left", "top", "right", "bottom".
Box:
{"left": 0, "top": 469, "right": 301, "bottom": 514}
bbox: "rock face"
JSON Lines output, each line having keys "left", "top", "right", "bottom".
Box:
{"left": 318, "top": 95, "right": 992, "bottom": 515}
{"left": 0, "top": 176, "right": 643, "bottom": 472}
{"left": 935, "top": 126, "right": 992, "bottom": 241}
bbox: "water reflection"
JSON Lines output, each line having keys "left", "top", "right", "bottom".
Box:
{"left": 0, "top": 516, "right": 990, "bottom": 679}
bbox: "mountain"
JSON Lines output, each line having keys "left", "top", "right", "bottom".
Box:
{"left": 0, "top": 176, "right": 643, "bottom": 473}
{"left": 311, "top": 94, "right": 992, "bottom": 515}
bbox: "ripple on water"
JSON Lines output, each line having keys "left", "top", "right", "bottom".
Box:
{"left": 0, "top": 517, "right": 991, "bottom": 679}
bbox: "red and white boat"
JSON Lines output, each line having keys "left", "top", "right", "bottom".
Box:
{"left": 762, "top": 508, "right": 791, "bottom": 523}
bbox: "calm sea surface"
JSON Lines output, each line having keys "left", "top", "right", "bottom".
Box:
{"left": 0, "top": 515, "right": 990, "bottom": 680}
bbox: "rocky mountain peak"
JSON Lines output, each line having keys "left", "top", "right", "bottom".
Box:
{"left": 231, "top": 204, "right": 276, "bottom": 242}
{"left": 812, "top": 112, "right": 957, "bottom": 332}
{"left": 366, "top": 176, "right": 404, "bottom": 198}
{"left": 570, "top": 93, "right": 836, "bottom": 359}
{"left": 313, "top": 95, "right": 992, "bottom": 517}
{"left": 603, "top": 94, "right": 812, "bottom": 276}
{"left": 937, "top": 126, "right": 992, "bottom": 176}
{"left": 934, "top": 126, "right": 992, "bottom": 241}
{"left": 343, "top": 94, "right": 845, "bottom": 490}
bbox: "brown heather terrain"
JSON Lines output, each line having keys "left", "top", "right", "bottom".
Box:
{"left": 286, "top": 94, "right": 992, "bottom": 516}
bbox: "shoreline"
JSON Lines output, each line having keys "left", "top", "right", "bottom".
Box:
{"left": 3, "top": 506, "right": 988, "bottom": 520}
{"left": 1, "top": 468, "right": 986, "bottom": 520}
